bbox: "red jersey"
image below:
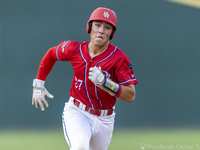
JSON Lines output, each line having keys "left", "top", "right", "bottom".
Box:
{"left": 36, "top": 41, "right": 138, "bottom": 109}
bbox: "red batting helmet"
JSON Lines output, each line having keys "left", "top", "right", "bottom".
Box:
{"left": 86, "top": 7, "right": 118, "bottom": 39}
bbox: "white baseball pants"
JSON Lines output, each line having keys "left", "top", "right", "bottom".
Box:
{"left": 62, "top": 99, "right": 115, "bottom": 150}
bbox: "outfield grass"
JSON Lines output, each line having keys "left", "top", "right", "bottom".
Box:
{"left": 0, "top": 129, "right": 200, "bottom": 150}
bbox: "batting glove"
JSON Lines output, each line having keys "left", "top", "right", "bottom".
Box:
{"left": 88, "top": 66, "right": 105, "bottom": 86}
{"left": 88, "top": 66, "right": 121, "bottom": 97}
{"left": 32, "top": 79, "right": 54, "bottom": 111}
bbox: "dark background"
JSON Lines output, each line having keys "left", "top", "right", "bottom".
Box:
{"left": 0, "top": 0, "right": 200, "bottom": 129}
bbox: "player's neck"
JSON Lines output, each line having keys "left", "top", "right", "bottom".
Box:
{"left": 88, "top": 42, "right": 109, "bottom": 58}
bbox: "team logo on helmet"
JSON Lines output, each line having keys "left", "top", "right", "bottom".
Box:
{"left": 103, "top": 11, "right": 110, "bottom": 19}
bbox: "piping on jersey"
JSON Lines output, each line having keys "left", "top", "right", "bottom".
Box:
{"left": 94, "top": 46, "right": 118, "bottom": 107}
{"left": 79, "top": 42, "right": 94, "bottom": 109}
{"left": 119, "top": 78, "right": 137, "bottom": 85}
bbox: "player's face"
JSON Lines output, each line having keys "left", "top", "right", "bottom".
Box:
{"left": 90, "top": 21, "right": 113, "bottom": 47}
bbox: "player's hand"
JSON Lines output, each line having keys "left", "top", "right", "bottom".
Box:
{"left": 88, "top": 66, "right": 105, "bottom": 86}
{"left": 32, "top": 79, "right": 54, "bottom": 111}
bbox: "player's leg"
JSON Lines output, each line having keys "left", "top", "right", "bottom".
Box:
{"left": 89, "top": 114, "right": 115, "bottom": 150}
{"left": 62, "top": 102, "right": 92, "bottom": 150}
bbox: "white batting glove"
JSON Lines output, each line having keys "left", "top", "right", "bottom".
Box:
{"left": 32, "top": 79, "right": 54, "bottom": 111}
{"left": 88, "top": 66, "right": 105, "bottom": 86}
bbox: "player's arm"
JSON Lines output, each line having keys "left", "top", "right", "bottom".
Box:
{"left": 88, "top": 67, "right": 136, "bottom": 102}
{"left": 32, "top": 47, "right": 57, "bottom": 111}
{"left": 98, "top": 84, "right": 135, "bottom": 102}
{"left": 117, "top": 84, "right": 136, "bottom": 102}
{"left": 32, "top": 41, "right": 74, "bottom": 111}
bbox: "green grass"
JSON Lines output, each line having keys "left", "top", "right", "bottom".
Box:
{"left": 0, "top": 129, "right": 200, "bottom": 150}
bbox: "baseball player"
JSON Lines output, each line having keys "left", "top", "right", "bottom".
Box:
{"left": 32, "top": 7, "right": 138, "bottom": 150}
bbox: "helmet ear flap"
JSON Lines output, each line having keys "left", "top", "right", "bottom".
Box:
{"left": 87, "top": 21, "right": 92, "bottom": 33}
{"left": 110, "top": 29, "right": 115, "bottom": 40}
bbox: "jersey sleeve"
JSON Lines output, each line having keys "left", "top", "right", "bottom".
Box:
{"left": 114, "top": 52, "right": 138, "bottom": 86}
{"left": 55, "top": 40, "right": 77, "bottom": 61}
{"left": 36, "top": 40, "right": 77, "bottom": 80}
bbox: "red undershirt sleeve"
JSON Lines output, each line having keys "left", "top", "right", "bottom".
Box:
{"left": 36, "top": 47, "right": 57, "bottom": 80}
